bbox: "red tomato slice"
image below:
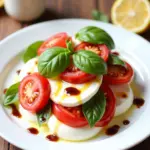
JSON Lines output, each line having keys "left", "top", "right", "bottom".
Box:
{"left": 19, "top": 73, "right": 50, "bottom": 113}
{"left": 53, "top": 83, "right": 116, "bottom": 128}
{"left": 60, "top": 64, "right": 96, "bottom": 84}
{"left": 95, "top": 83, "right": 116, "bottom": 127}
{"left": 75, "top": 42, "right": 109, "bottom": 61}
{"left": 52, "top": 104, "right": 88, "bottom": 127}
{"left": 103, "top": 62, "right": 134, "bottom": 85}
{"left": 37, "top": 32, "right": 69, "bottom": 55}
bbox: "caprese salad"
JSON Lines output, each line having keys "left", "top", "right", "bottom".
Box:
{"left": 3, "top": 26, "right": 134, "bottom": 141}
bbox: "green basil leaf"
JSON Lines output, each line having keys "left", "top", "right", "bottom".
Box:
{"left": 75, "top": 26, "right": 115, "bottom": 49}
{"left": 66, "top": 40, "right": 73, "bottom": 52}
{"left": 4, "top": 94, "right": 19, "bottom": 106}
{"left": 38, "top": 47, "right": 71, "bottom": 78}
{"left": 108, "top": 54, "right": 126, "bottom": 67}
{"left": 23, "top": 41, "right": 43, "bottom": 63}
{"left": 37, "top": 101, "right": 51, "bottom": 126}
{"left": 82, "top": 90, "right": 106, "bottom": 127}
{"left": 92, "top": 10, "right": 109, "bottom": 23}
{"left": 4, "top": 82, "right": 20, "bottom": 106}
{"left": 73, "top": 50, "right": 107, "bottom": 75}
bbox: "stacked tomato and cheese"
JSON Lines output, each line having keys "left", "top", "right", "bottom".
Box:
{"left": 18, "top": 31, "right": 134, "bottom": 141}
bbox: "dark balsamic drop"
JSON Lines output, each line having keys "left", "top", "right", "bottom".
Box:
{"left": 105, "top": 125, "right": 120, "bottom": 136}
{"left": 65, "top": 87, "right": 80, "bottom": 96}
{"left": 46, "top": 135, "right": 59, "bottom": 142}
{"left": 10, "top": 104, "right": 22, "bottom": 118}
{"left": 123, "top": 120, "right": 130, "bottom": 125}
{"left": 133, "top": 98, "right": 145, "bottom": 108}
{"left": 27, "top": 128, "right": 39, "bottom": 135}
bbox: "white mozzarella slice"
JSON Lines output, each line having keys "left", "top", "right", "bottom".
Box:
{"left": 48, "top": 115, "right": 102, "bottom": 141}
{"left": 19, "top": 105, "right": 37, "bottom": 122}
{"left": 19, "top": 58, "right": 38, "bottom": 81}
{"left": 49, "top": 76, "right": 102, "bottom": 107}
{"left": 110, "top": 84, "right": 133, "bottom": 117}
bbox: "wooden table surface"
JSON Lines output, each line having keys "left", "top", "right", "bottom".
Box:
{"left": 0, "top": 0, "right": 150, "bottom": 149}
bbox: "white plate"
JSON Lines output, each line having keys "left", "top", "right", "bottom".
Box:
{"left": 0, "top": 19, "right": 150, "bottom": 150}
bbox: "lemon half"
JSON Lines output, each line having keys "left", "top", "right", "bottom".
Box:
{"left": 111, "top": 0, "right": 150, "bottom": 33}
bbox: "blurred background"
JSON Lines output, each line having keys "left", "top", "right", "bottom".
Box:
{"left": 0, "top": 0, "right": 150, "bottom": 40}
{"left": 0, "top": 0, "right": 150, "bottom": 150}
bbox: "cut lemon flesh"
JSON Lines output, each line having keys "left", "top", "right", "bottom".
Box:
{"left": 111, "top": 0, "right": 150, "bottom": 33}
